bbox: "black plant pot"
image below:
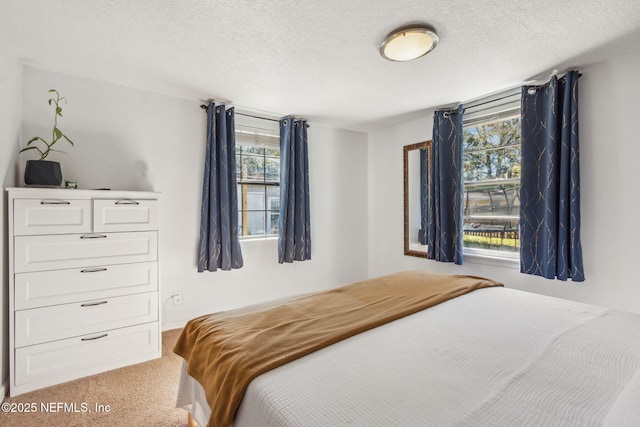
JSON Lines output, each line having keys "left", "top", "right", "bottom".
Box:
{"left": 24, "top": 160, "right": 63, "bottom": 186}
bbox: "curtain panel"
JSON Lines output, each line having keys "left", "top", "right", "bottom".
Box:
{"left": 520, "top": 71, "right": 584, "bottom": 281}
{"left": 278, "top": 117, "right": 311, "bottom": 263}
{"left": 197, "top": 102, "right": 243, "bottom": 272}
{"left": 428, "top": 105, "right": 464, "bottom": 264}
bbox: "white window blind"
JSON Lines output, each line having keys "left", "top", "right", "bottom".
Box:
{"left": 463, "top": 88, "right": 520, "bottom": 127}
{"left": 235, "top": 113, "right": 280, "bottom": 149}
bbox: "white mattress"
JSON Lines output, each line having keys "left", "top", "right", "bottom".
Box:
{"left": 177, "top": 287, "right": 640, "bottom": 426}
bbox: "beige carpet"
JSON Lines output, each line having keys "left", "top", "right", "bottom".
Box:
{"left": 0, "top": 328, "right": 188, "bottom": 427}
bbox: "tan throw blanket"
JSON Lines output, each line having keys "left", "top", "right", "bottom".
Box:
{"left": 173, "top": 270, "right": 502, "bottom": 427}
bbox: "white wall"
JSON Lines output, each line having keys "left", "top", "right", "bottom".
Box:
{"left": 0, "top": 51, "right": 21, "bottom": 394}
{"left": 367, "top": 49, "right": 640, "bottom": 315}
{"left": 20, "top": 67, "right": 369, "bottom": 330}
{"left": 10, "top": 47, "right": 640, "bottom": 388}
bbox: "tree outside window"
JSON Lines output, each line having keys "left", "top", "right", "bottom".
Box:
{"left": 463, "top": 116, "right": 521, "bottom": 254}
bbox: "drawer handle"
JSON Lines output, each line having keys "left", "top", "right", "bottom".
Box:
{"left": 81, "top": 300, "right": 108, "bottom": 307}
{"left": 40, "top": 200, "right": 71, "bottom": 205}
{"left": 81, "top": 333, "right": 108, "bottom": 342}
{"left": 80, "top": 268, "right": 108, "bottom": 273}
{"left": 80, "top": 234, "right": 107, "bottom": 239}
{"left": 115, "top": 200, "right": 140, "bottom": 205}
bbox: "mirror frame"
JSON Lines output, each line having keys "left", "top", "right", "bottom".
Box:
{"left": 403, "top": 140, "right": 432, "bottom": 258}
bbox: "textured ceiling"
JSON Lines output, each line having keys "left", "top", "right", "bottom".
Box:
{"left": 2, "top": 0, "right": 640, "bottom": 132}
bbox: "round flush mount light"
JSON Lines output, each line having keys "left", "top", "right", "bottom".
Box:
{"left": 379, "top": 26, "right": 439, "bottom": 62}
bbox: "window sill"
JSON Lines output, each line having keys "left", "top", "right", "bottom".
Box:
{"left": 464, "top": 250, "right": 520, "bottom": 269}
{"left": 240, "top": 236, "right": 278, "bottom": 243}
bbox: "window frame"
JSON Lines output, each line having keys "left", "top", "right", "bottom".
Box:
{"left": 234, "top": 115, "right": 281, "bottom": 241}
{"left": 461, "top": 89, "right": 521, "bottom": 264}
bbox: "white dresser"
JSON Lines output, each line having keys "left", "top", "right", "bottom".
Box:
{"left": 6, "top": 187, "right": 161, "bottom": 397}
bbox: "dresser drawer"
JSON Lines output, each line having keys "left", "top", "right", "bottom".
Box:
{"left": 14, "top": 262, "right": 158, "bottom": 310}
{"left": 15, "top": 322, "right": 160, "bottom": 387}
{"left": 14, "top": 231, "right": 157, "bottom": 273}
{"left": 93, "top": 199, "right": 158, "bottom": 232}
{"left": 15, "top": 292, "right": 159, "bottom": 347}
{"left": 13, "top": 199, "right": 92, "bottom": 235}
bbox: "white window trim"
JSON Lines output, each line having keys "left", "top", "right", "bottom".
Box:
{"left": 240, "top": 235, "right": 278, "bottom": 244}
{"left": 236, "top": 113, "right": 281, "bottom": 241}
{"left": 464, "top": 247, "right": 519, "bottom": 269}
{"left": 462, "top": 88, "right": 521, "bottom": 265}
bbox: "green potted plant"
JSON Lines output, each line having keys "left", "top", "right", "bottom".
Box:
{"left": 20, "top": 89, "right": 74, "bottom": 186}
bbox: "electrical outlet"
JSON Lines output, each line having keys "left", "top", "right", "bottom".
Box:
{"left": 172, "top": 292, "right": 183, "bottom": 305}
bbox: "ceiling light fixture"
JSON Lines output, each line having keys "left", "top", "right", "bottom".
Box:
{"left": 379, "top": 26, "right": 439, "bottom": 62}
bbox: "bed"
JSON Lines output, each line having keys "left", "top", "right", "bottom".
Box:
{"left": 174, "top": 270, "right": 640, "bottom": 426}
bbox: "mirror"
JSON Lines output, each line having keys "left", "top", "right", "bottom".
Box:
{"left": 404, "top": 141, "right": 431, "bottom": 257}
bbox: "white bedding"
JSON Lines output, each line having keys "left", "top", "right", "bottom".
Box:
{"left": 177, "top": 287, "right": 640, "bottom": 426}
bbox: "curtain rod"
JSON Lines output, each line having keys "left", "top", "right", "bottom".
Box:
{"left": 237, "top": 111, "right": 310, "bottom": 125}
{"left": 465, "top": 92, "right": 519, "bottom": 111}
{"left": 435, "top": 93, "right": 518, "bottom": 115}
{"left": 199, "top": 103, "right": 309, "bottom": 126}
{"left": 436, "top": 68, "right": 582, "bottom": 114}
{"left": 199, "top": 103, "right": 280, "bottom": 122}
{"left": 236, "top": 111, "right": 280, "bottom": 123}
{"left": 522, "top": 69, "right": 582, "bottom": 88}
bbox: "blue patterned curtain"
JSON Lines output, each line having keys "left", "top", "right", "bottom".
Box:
{"left": 428, "top": 105, "right": 464, "bottom": 264}
{"left": 520, "top": 71, "right": 584, "bottom": 281}
{"left": 278, "top": 116, "right": 311, "bottom": 263}
{"left": 197, "top": 102, "right": 243, "bottom": 272}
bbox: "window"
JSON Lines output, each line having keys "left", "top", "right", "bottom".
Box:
{"left": 462, "top": 90, "right": 521, "bottom": 258}
{"left": 235, "top": 116, "right": 280, "bottom": 239}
